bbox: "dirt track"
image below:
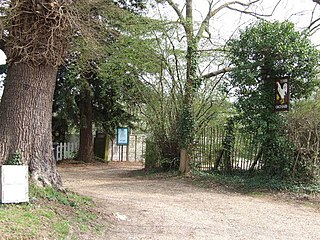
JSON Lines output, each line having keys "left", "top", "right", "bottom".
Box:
{"left": 58, "top": 162, "right": 320, "bottom": 240}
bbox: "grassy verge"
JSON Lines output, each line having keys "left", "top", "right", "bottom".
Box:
{"left": 0, "top": 184, "right": 106, "bottom": 239}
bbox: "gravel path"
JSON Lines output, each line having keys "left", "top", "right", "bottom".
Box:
{"left": 58, "top": 162, "right": 320, "bottom": 240}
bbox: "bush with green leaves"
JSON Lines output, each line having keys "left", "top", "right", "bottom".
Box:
{"left": 287, "top": 94, "right": 320, "bottom": 181}
{"left": 227, "top": 20, "right": 320, "bottom": 179}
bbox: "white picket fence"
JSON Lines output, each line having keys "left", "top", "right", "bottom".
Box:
{"left": 54, "top": 133, "right": 146, "bottom": 162}
{"left": 54, "top": 142, "right": 79, "bottom": 161}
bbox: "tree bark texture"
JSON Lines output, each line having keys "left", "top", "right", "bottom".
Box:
{"left": 77, "top": 88, "right": 94, "bottom": 163}
{"left": 0, "top": 63, "right": 62, "bottom": 187}
{"left": 179, "top": 148, "right": 190, "bottom": 173}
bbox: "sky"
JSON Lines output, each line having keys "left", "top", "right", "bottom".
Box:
{"left": 0, "top": 0, "right": 320, "bottom": 96}
{"left": 0, "top": 0, "right": 319, "bottom": 64}
{"left": 149, "top": 0, "right": 320, "bottom": 46}
{"left": 0, "top": 1, "right": 319, "bottom": 62}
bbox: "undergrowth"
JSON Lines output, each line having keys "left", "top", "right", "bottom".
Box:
{"left": 193, "top": 170, "right": 320, "bottom": 194}
{"left": 135, "top": 166, "right": 320, "bottom": 195}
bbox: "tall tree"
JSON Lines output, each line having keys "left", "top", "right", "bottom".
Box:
{"left": 73, "top": 0, "right": 151, "bottom": 162}
{"left": 138, "top": 18, "right": 233, "bottom": 170}
{"left": 153, "top": 0, "right": 275, "bottom": 173}
{"left": 0, "top": 0, "right": 147, "bottom": 184}
{"left": 53, "top": 1, "right": 159, "bottom": 162}
{"left": 0, "top": 0, "right": 75, "bottom": 187}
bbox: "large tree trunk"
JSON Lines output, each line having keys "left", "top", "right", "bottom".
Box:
{"left": 0, "top": 63, "right": 62, "bottom": 187}
{"left": 0, "top": 0, "right": 73, "bottom": 188}
{"left": 77, "top": 88, "right": 94, "bottom": 163}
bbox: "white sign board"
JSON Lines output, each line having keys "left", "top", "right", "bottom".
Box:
{"left": 0, "top": 165, "right": 29, "bottom": 203}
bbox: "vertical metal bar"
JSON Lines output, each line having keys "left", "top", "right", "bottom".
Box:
{"left": 135, "top": 135, "right": 137, "bottom": 162}
{"left": 233, "top": 131, "right": 239, "bottom": 170}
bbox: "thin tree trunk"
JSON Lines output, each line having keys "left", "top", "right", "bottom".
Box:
{"left": 0, "top": 63, "right": 62, "bottom": 187}
{"left": 179, "top": 148, "right": 192, "bottom": 173}
{"left": 214, "top": 149, "right": 224, "bottom": 171}
{"left": 249, "top": 149, "right": 262, "bottom": 172}
{"left": 179, "top": 0, "right": 196, "bottom": 174}
{"left": 77, "top": 88, "right": 94, "bottom": 163}
{"left": 179, "top": 148, "right": 187, "bottom": 173}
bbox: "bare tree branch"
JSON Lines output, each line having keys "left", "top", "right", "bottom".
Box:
{"left": 310, "top": 22, "right": 320, "bottom": 33}
{"left": 196, "top": 0, "right": 266, "bottom": 41}
{"left": 226, "top": 6, "right": 271, "bottom": 19}
{"left": 225, "top": 0, "right": 283, "bottom": 22}
{"left": 165, "top": 0, "right": 186, "bottom": 29}
{"left": 309, "top": 17, "right": 320, "bottom": 31}
{"left": 202, "top": 67, "right": 233, "bottom": 79}
{"left": 308, "top": 3, "right": 320, "bottom": 34}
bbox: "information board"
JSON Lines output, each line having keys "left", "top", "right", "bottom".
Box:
{"left": 117, "top": 127, "right": 129, "bottom": 145}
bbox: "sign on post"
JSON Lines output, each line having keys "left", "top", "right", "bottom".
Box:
{"left": 275, "top": 77, "right": 290, "bottom": 111}
{"left": 117, "top": 127, "right": 129, "bottom": 146}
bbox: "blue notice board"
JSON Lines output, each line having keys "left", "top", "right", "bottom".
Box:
{"left": 117, "top": 127, "right": 129, "bottom": 145}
